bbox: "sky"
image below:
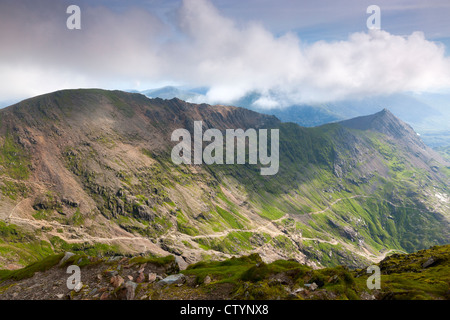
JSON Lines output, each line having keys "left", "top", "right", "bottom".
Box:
{"left": 1, "top": 0, "right": 450, "bottom": 107}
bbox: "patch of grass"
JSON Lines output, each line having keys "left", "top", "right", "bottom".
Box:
{"left": 0, "top": 180, "right": 28, "bottom": 200}
{"left": 176, "top": 211, "right": 199, "bottom": 236}
{"left": 71, "top": 208, "right": 84, "bottom": 226}
{"left": 104, "top": 91, "right": 135, "bottom": 118}
{"left": 215, "top": 206, "right": 244, "bottom": 229}
{"left": 241, "top": 259, "right": 310, "bottom": 282}
{"left": 183, "top": 254, "right": 263, "bottom": 284}
{"left": 129, "top": 254, "right": 176, "bottom": 267}
{"left": 258, "top": 203, "right": 285, "bottom": 220}
{"left": 49, "top": 236, "right": 121, "bottom": 257}
{"left": 0, "top": 222, "right": 55, "bottom": 267}
{"left": 0, "top": 134, "right": 31, "bottom": 180}
{"left": 0, "top": 253, "right": 64, "bottom": 282}
{"left": 353, "top": 245, "right": 450, "bottom": 300}
{"left": 194, "top": 231, "right": 258, "bottom": 254}
{"left": 32, "top": 209, "right": 53, "bottom": 220}
{"left": 165, "top": 200, "right": 176, "bottom": 207}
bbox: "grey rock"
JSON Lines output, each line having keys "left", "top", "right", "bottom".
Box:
{"left": 175, "top": 256, "right": 188, "bottom": 270}
{"left": 304, "top": 282, "right": 318, "bottom": 291}
{"left": 159, "top": 274, "right": 186, "bottom": 286}
{"left": 203, "top": 275, "right": 211, "bottom": 285}
{"left": 59, "top": 252, "right": 75, "bottom": 266}
{"left": 108, "top": 256, "right": 121, "bottom": 262}
{"left": 74, "top": 281, "right": 83, "bottom": 293}
{"left": 422, "top": 257, "right": 436, "bottom": 268}
{"left": 133, "top": 204, "right": 155, "bottom": 221}
{"left": 124, "top": 281, "right": 137, "bottom": 300}
{"left": 292, "top": 288, "right": 304, "bottom": 294}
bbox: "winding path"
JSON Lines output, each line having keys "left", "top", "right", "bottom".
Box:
{"left": 3, "top": 191, "right": 417, "bottom": 264}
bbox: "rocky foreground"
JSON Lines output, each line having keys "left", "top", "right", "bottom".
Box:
{"left": 0, "top": 244, "right": 448, "bottom": 300}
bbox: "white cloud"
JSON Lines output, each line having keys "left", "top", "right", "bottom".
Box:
{"left": 1, "top": 0, "right": 450, "bottom": 107}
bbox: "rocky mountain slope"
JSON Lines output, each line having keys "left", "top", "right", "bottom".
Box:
{"left": 0, "top": 89, "right": 448, "bottom": 271}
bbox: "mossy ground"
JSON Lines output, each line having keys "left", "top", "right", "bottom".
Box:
{"left": 0, "top": 244, "right": 448, "bottom": 300}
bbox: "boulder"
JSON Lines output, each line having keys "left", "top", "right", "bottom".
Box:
{"left": 158, "top": 274, "right": 186, "bottom": 286}
{"left": 124, "top": 281, "right": 137, "bottom": 300}
{"left": 422, "top": 257, "right": 437, "bottom": 268}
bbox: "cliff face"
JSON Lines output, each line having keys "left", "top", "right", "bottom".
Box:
{"left": 0, "top": 89, "right": 448, "bottom": 271}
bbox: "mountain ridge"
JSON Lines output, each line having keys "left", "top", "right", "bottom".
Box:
{"left": 0, "top": 89, "right": 448, "bottom": 272}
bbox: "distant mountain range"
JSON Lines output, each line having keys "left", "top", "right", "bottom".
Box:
{"left": 0, "top": 89, "right": 448, "bottom": 272}
{"left": 135, "top": 86, "right": 450, "bottom": 148}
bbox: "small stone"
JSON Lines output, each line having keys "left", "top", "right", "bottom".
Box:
{"left": 110, "top": 275, "right": 124, "bottom": 288}
{"left": 59, "top": 252, "right": 75, "bottom": 266}
{"left": 127, "top": 275, "right": 133, "bottom": 281}
{"left": 148, "top": 273, "right": 157, "bottom": 283}
{"left": 136, "top": 272, "right": 145, "bottom": 283}
{"left": 203, "top": 275, "right": 211, "bottom": 285}
{"left": 292, "top": 288, "right": 304, "bottom": 294}
{"left": 100, "top": 292, "right": 109, "bottom": 300}
{"left": 108, "top": 256, "right": 121, "bottom": 262}
{"left": 360, "top": 291, "right": 376, "bottom": 300}
{"left": 119, "top": 257, "right": 128, "bottom": 263}
{"left": 74, "top": 281, "right": 83, "bottom": 293}
{"left": 304, "top": 282, "right": 318, "bottom": 291}
{"left": 328, "top": 275, "right": 339, "bottom": 283}
{"left": 56, "top": 294, "right": 64, "bottom": 299}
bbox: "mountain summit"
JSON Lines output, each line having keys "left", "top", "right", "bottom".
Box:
{"left": 0, "top": 89, "right": 448, "bottom": 270}
{"left": 340, "top": 108, "right": 419, "bottom": 139}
